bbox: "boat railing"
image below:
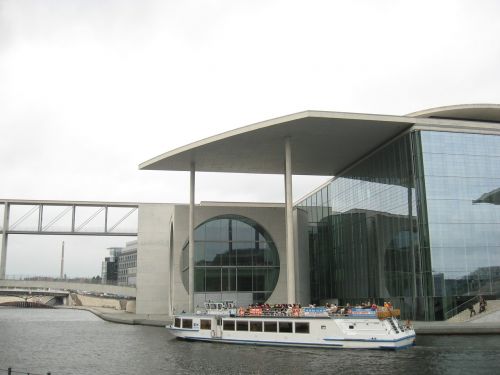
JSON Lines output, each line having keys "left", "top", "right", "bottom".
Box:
{"left": 230, "top": 306, "right": 400, "bottom": 319}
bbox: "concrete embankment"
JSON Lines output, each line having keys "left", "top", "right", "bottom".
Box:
{"left": 59, "top": 306, "right": 172, "bottom": 327}
{"left": 413, "top": 321, "right": 500, "bottom": 335}
{"left": 60, "top": 306, "right": 500, "bottom": 335}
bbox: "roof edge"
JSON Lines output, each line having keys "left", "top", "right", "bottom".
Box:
{"left": 139, "top": 110, "right": 415, "bottom": 170}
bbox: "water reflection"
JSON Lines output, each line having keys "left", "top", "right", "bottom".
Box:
{"left": 1, "top": 309, "right": 500, "bottom": 375}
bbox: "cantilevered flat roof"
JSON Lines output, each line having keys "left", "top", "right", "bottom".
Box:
{"left": 140, "top": 106, "right": 500, "bottom": 176}
{"left": 139, "top": 111, "right": 416, "bottom": 176}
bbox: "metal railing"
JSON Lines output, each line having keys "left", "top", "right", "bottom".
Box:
{"left": 1, "top": 367, "right": 51, "bottom": 375}
{"left": 2, "top": 274, "right": 135, "bottom": 288}
{"left": 444, "top": 295, "right": 480, "bottom": 320}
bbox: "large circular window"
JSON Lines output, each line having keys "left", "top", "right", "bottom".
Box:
{"left": 181, "top": 215, "right": 280, "bottom": 305}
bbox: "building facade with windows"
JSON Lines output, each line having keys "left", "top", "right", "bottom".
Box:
{"left": 118, "top": 240, "right": 138, "bottom": 286}
{"left": 136, "top": 104, "right": 500, "bottom": 320}
{"left": 101, "top": 246, "right": 123, "bottom": 284}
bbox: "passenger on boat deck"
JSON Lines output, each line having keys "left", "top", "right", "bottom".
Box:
{"left": 330, "top": 304, "right": 338, "bottom": 313}
{"left": 371, "top": 303, "right": 377, "bottom": 311}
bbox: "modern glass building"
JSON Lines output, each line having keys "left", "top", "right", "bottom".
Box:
{"left": 139, "top": 104, "right": 500, "bottom": 320}
{"left": 296, "top": 129, "right": 500, "bottom": 320}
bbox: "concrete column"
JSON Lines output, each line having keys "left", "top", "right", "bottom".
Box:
{"left": 284, "top": 138, "right": 295, "bottom": 304}
{"left": 1, "top": 202, "right": 9, "bottom": 279}
{"left": 188, "top": 164, "right": 195, "bottom": 312}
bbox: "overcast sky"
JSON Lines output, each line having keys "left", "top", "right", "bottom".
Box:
{"left": 2, "top": 0, "right": 500, "bottom": 276}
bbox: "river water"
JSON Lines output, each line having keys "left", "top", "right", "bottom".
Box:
{"left": 1, "top": 308, "right": 500, "bottom": 375}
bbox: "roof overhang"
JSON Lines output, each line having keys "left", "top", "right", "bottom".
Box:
{"left": 139, "top": 111, "right": 416, "bottom": 176}
{"left": 408, "top": 103, "right": 500, "bottom": 123}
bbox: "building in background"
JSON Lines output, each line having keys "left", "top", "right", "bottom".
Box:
{"left": 101, "top": 246, "right": 122, "bottom": 284}
{"left": 118, "top": 240, "right": 137, "bottom": 286}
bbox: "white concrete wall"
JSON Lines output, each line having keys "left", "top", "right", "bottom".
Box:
{"left": 135, "top": 203, "right": 174, "bottom": 315}
{"left": 75, "top": 294, "right": 122, "bottom": 309}
{"left": 171, "top": 203, "right": 286, "bottom": 313}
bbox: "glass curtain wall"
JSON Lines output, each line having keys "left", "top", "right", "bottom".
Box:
{"left": 296, "top": 133, "right": 430, "bottom": 320}
{"left": 181, "top": 215, "right": 280, "bottom": 305}
{"left": 421, "top": 131, "right": 500, "bottom": 317}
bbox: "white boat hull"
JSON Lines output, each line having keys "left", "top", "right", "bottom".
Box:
{"left": 167, "top": 315, "right": 416, "bottom": 350}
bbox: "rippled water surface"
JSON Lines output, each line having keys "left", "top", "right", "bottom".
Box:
{"left": 1, "top": 308, "right": 500, "bottom": 375}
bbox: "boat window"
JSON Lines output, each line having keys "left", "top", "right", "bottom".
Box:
{"left": 237, "top": 321, "right": 249, "bottom": 331}
{"left": 174, "top": 318, "right": 181, "bottom": 328}
{"left": 223, "top": 320, "right": 235, "bottom": 330}
{"left": 250, "top": 321, "right": 263, "bottom": 332}
{"left": 200, "top": 319, "right": 212, "bottom": 330}
{"left": 349, "top": 325, "right": 354, "bottom": 329}
{"left": 279, "top": 322, "right": 293, "bottom": 333}
{"left": 295, "top": 322, "right": 309, "bottom": 334}
{"left": 182, "top": 319, "right": 193, "bottom": 329}
{"left": 264, "top": 321, "right": 277, "bottom": 332}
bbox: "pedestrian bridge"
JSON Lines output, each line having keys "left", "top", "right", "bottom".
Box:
{"left": 0, "top": 279, "right": 136, "bottom": 297}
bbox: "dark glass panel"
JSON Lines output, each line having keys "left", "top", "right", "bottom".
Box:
{"left": 205, "top": 242, "right": 229, "bottom": 266}
{"left": 221, "top": 268, "right": 236, "bottom": 291}
{"left": 194, "top": 242, "right": 205, "bottom": 266}
{"left": 194, "top": 268, "right": 205, "bottom": 292}
{"left": 295, "top": 322, "right": 309, "bottom": 334}
{"left": 205, "top": 268, "right": 221, "bottom": 292}
{"left": 223, "top": 320, "right": 235, "bottom": 330}
{"left": 237, "top": 268, "right": 252, "bottom": 291}
{"left": 200, "top": 319, "right": 211, "bottom": 330}
{"left": 279, "top": 322, "right": 293, "bottom": 333}
{"left": 264, "top": 321, "right": 277, "bottom": 332}
{"left": 234, "top": 220, "right": 255, "bottom": 242}
{"left": 250, "top": 321, "right": 262, "bottom": 332}
{"left": 236, "top": 320, "right": 248, "bottom": 331}
{"left": 253, "top": 268, "right": 266, "bottom": 291}
{"left": 234, "top": 242, "right": 254, "bottom": 266}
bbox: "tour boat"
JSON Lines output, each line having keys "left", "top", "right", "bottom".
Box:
{"left": 166, "top": 303, "right": 416, "bottom": 350}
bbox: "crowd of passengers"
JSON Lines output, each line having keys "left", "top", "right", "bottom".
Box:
{"left": 235, "top": 301, "right": 394, "bottom": 317}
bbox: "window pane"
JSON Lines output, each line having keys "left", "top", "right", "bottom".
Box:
{"left": 264, "top": 321, "right": 277, "bottom": 332}
{"left": 250, "top": 321, "right": 262, "bottom": 332}
{"left": 194, "top": 268, "right": 205, "bottom": 292}
{"left": 295, "top": 322, "right": 309, "bottom": 334}
{"left": 221, "top": 268, "right": 236, "bottom": 291}
{"left": 205, "top": 268, "right": 221, "bottom": 292}
{"left": 279, "top": 322, "right": 293, "bottom": 333}
{"left": 236, "top": 320, "right": 248, "bottom": 331}
{"left": 200, "top": 319, "right": 211, "bottom": 330}
{"left": 237, "top": 268, "right": 252, "bottom": 291}
{"left": 205, "top": 242, "right": 229, "bottom": 266}
{"left": 234, "top": 242, "right": 254, "bottom": 266}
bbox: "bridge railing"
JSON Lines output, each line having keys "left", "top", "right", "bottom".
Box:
{"left": 2, "top": 275, "right": 135, "bottom": 288}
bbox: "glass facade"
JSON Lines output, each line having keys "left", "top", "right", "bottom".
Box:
{"left": 296, "top": 130, "right": 500, "bottom": 320}
{"left": 421, "top": 131, "right": 500, "bottom": 317}
{"left": 181, "top": 215, "right": 280, "bottom": 305}
{"left": 296, "top": 133, "right": 428, "bottom": 319}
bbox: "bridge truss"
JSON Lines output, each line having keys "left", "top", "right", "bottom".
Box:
{"left": 0, "top": 199, "right": 139, "bottom": 278}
